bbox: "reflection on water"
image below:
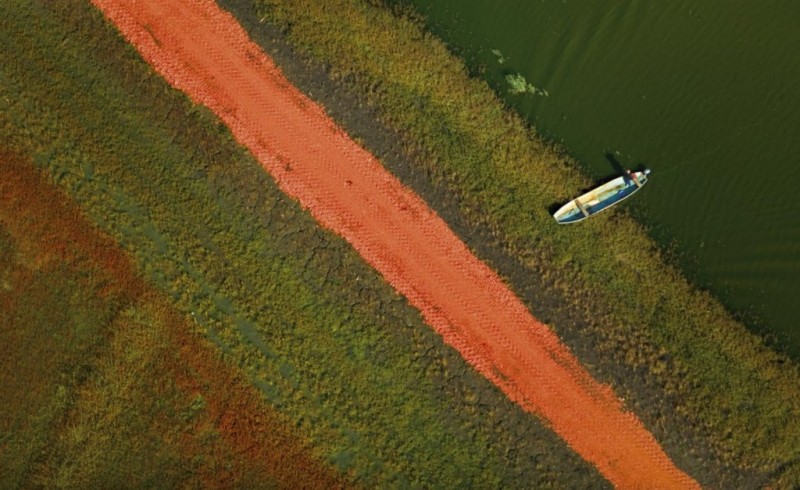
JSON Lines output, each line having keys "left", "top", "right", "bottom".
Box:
{"left": 405, "top": 0, "right": 800, "bottom": 354}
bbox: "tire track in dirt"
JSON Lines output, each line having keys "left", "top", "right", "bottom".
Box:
{"left": 90, "top": 0, "right": 698, "bottom": 487}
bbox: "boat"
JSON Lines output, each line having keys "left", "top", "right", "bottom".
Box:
{"left": 553, "top": 169, "right": 650, "bottom": 224}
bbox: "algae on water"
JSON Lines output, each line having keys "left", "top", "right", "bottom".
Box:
{"left": 505, "top": 72, "right": 548, "bottom": 97}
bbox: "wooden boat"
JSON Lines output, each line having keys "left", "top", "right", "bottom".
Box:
{"left": 553, "top": 169, "right": 650, "bottom": 224}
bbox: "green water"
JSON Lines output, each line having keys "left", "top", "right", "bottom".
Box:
{"left": 404, "top": 0, "right": 800, "bottom": 353}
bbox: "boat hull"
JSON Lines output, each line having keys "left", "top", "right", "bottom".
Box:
{"left": 553, "top": 170, "right": 650, "bottom": 224}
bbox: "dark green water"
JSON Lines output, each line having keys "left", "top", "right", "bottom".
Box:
{"left": 405, "top": 0, "right": 800, "bottom": 353}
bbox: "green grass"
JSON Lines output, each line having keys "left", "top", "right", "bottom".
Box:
{"left": 1, "top": 0, "right": 603, "bottom": 487}
{"left": 252, "top": 0, "right": 800, "bottom": 481}
{"left": 0, "top": 165, "right": 348, "bottom": 488}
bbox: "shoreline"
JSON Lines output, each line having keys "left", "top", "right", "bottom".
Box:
{"left": 3, "top": 1, "right": 605, "bottom": 486}
{"left": 221, "top": 0, "right": 800, "bottom": 486}
{"left": 2, "top": 0, "right": 798, "bottom": 486}
{"left": 215, "top": 0, "right": 736, "bottom": 485}
{"left": 94, "top": 0, "right": 694, "bottom": 485}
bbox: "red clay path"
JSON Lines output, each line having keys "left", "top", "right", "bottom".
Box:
{"left": 91, "top": 0, "right": 698, "bottom": 487}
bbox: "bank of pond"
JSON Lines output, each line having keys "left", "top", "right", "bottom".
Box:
{"left": 249, "top": 0, "right": 800, "bottom": 485}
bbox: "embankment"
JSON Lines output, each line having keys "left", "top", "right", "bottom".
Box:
{"left": 245, "top": 0, "right": 800, "bottom": 486}
{"left": 2, "top": 1, "right": 607, "bottom": 486}
{"left": 91, "top": 0, "right": 695, "bottom": 487}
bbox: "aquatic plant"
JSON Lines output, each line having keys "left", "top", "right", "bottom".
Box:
{"left": 505, "top": 73, "right": 528, "bottom": 94}
{"left": 490, "top": 48, "right": 506, "bottom": 64}
{"left": 505, "top": 72, "right": 548, "bottom": 96}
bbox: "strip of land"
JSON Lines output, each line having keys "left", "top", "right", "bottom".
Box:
{"left": 90, "top": 0, "right": 697, "bottom": 486}
{"left": 244, "top": 1, "right": 800, "bottom": 485}
{"left": 3, "top": 2, "right": 607, "bottom": 485}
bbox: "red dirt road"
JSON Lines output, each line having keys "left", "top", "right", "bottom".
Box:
{"left": 91, "top": 0, "right": 698, "bottom": 487}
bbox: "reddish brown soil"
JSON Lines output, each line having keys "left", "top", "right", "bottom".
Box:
{"left": 0, "top": 154, "right": 349, "bottom": 489}
{"left": 91, "top": 1, "right": 699, "bottom": 487}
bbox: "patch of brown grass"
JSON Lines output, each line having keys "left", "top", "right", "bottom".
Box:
{"left": 0, "top": 152, "right": 349, "bottom": 488}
